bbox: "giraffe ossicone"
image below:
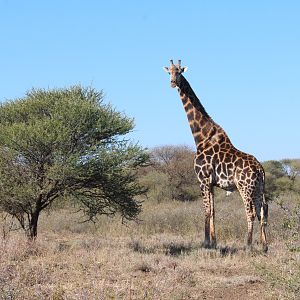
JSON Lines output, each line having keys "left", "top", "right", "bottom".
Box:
{"left": 163, "top": 59, "right": 268, "bottom": 252}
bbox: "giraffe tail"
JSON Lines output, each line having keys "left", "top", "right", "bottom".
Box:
{"left": 258, "top": 170, "right": 268, "bottom": 252}
{"left": 256, "top": 170, "right": 268, "bottom": 226}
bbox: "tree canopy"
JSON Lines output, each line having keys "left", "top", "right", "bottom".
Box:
{"left": 0, "top": 86, "right": 148, "bottom": 238}
{"left": 263, "top": 159, "right": 300, "bottom": 199}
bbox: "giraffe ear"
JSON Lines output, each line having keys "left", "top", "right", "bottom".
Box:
{"left": 181, "top": 67, "right": 188, "bottom": 73}
{"left": 163, "top": 67, "right": 170, "bottom": 73}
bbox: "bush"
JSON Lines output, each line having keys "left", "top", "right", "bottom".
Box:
{"left": 140, "top": 145, "right": 200, "bottom": 202}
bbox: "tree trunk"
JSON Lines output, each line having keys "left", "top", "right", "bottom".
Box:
{"left": 28, "top": 210, "right": 40, "bottom": 239}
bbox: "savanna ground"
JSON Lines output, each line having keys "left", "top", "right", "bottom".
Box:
{"left": 0, "top": 192, "right": 299, "bottom": 300}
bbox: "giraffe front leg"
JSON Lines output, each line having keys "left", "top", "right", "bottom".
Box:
{"left": 201, "top": 186, "right": 216, "bottom": 249}
{"left": 203, "top": 198, "right": 211, "bottom": 248}
{"left": 210, "top": 193, "right": 217, "bottom": 249}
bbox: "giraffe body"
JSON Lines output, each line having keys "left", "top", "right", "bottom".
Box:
{"left": 164, "top": 60, "right": 268, "bottom": 252}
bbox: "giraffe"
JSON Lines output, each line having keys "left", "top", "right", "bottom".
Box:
{"left": 163, "top": 60, "right": 268, "bottom": 252}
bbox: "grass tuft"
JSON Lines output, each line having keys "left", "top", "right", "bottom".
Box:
{"left": 163, "top": 241, "right": 193, "bottom": 257}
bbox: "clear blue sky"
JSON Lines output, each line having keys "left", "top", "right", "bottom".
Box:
{"left": 1, "top": 1, "right": 299, "bottom": 161}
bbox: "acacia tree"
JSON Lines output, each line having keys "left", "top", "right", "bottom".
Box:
{"left": 0, "top": 86, "right": 148, "bottom": 239}
{"left": 263, "top": 159, "right": 300, "bottom": 199}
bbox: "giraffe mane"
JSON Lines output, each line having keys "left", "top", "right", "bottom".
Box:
{"left": 180, "top": 75, "right": 211, "bottom": 119}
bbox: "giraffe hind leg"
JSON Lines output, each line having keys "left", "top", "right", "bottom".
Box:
{"left": 237, "top": 188, "right": 256, "bottom": 251}
{"left": 254, "top": 193, "right": 268, "bottom": 252}
{"left": 239, "top": 189, "right": 268, "bottom": 252}
{"left": 246, "top": 213, "right": 255, "bottom": 250}
{"left": 209, "top": 193, "right": 216, "bottom": 248}
{"left": 259, "top": 198, "right": 268, "bottom": 253}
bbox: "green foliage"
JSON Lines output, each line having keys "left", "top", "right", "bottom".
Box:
{"left": 263, "top": 160, "right": 286, "bottom": 178}
{"left": 263, "top": 159, "right": 300, "bottom": 253}
{"left": 0, "top": 86, "right": 148, "bottom": 238}
{"left": 263, "top": 159, "right": 300, "bottom": 199}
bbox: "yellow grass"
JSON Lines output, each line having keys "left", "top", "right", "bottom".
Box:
{"left": 0, "top": 192, "right": 299, "bottom": 299}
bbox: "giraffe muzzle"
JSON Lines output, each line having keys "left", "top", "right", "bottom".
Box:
{"left": 170, "top": 81, "right": 176, "bottom": 88}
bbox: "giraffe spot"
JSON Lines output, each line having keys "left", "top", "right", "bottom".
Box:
{"left": 224, "top": 155, "right": 232, "bottom": 163}
{"left": 218, "top": 135, "right": 225, "bottom": 144}
{"left": 244, "top": 167, "right": 251, "bottom": 174}
{"left": 205, "top": 148, "right": 214, "bottom": 156}
{"left": 227, "top": 163, "right": 233, "bottom": 169}
{"left": 202, "top": 125, "right": 209, "bottom": 136}
{"left": 200, "top": 118, "right": 206, "bottom": 127}
{"left": 205, "top": 155, "right": 212, "bottom": 162}
{"left": 220, "top": 173, "right": 227, "bottom": 180}
{"left": 181, "top": 97, "right": 188, "bottom": 104}
{"left": 235, "top": 158, "right": 243, "bottom": 167}
{"left": 208, "top": 126, "right": 217, "bottom": 137}
{"left": 195, "top": 153, "right": 205, "bottom": 162}
{"left": 219, "top": 152, "right": 225, "bottom": 161}
{"left": 251, "top": 173, "right": 257, "bottom": 180}
{"left": 228, "top": 148, "right": 236, "bottom": 156}
{"left": 224, "top": 143, "right": 231, "bottom": 150}
{"left": 244, "top": 160, "right": 250, "bottom": 167}
{"left": 184, "top": 102, "right": 193, "bottom": 111}
{"left": 193, "top": 124, "right": 201, "bottom": 133}
{"left": 245, "top": 154, "right": 252, "bottom": 160}
{"left": 195, "top": 110, "right": 202, "bottom": 120}
{"left": 213, "top": 144, "right": 220, "bottom": 153}
{"left": 187, "top": 111, "right": 194, "bottom": 121}
{"left": 249, "top": 201, "right": 254, "bottom": 213}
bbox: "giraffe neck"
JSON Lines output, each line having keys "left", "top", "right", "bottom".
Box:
{"left": 177, "top": 75, "right": 218, "bottom": 149}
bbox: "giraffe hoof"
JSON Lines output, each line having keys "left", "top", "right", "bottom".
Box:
{"left": 211, "top": 241, "right": 217, "bottom": 249}
{"left": 202, "top": 241, "right": 217, "bottom": 249}
{"left": 202, "top": 241, "right": 211, "bottom": 249}
{"left": 262, "top": 244, "right": 268, "bottom": 253}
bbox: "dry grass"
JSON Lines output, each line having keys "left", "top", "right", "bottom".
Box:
{"left": 0, "top": 192, "right": 299, "bottom": 299}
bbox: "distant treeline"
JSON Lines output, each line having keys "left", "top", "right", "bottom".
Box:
{"left": 139, "top": 145, "right": 300, "bottom": 202}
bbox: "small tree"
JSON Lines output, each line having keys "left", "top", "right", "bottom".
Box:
{"left": 145, "top": 145, "right": 199, "bottom": 201}
{"left": 0, "top": 86, "right": 148, "bottom": 239}
{"left": 263, "top": 159, "right": 300, "bottom": 199}
{"left": 281, "top": 159, "right": 300, "bottom": 188}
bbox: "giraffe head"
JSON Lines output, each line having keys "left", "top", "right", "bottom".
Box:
{"left": 163, "top": 59, "right": 188, "bottom": 88}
